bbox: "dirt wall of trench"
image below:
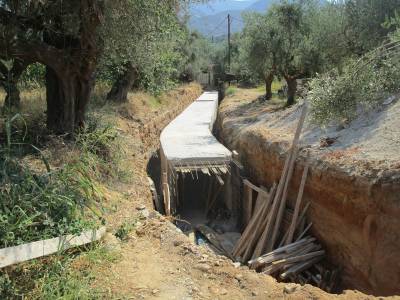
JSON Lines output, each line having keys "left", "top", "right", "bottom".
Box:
{"left": 217, "top": 112, "right": 400, "bottom": 297}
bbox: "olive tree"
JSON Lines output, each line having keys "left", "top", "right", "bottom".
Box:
{"left": 267, "top": 1, "right": 321, "bottom": 105}
{"left": 0, "top": 0, "right": 190, "bottom": 133}
{"left": 239, "top": 13, "right": 280, "bottom": 99}
{"left": 102, "top": 0, "right": 184, "bottom": 102}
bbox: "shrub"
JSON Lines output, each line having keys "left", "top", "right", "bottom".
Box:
{"left": 308, "top": 42, "right": 400, "bottom": 125}
{"left": 226, "top": 86, "right": 237, "bottom": 96}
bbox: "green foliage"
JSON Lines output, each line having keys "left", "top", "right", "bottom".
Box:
{"left": 0, "top": 116, "right": 105, "bottom": 248}
{"left": 0, "top": 112, "right": 129, "bottom": 248}
{"left": 115, "top": 219, "right": 138, "bottom": 241}
{"left": 76, "top": 117, "right": 129, "bottom": 183}
{"left": 225, "top": 86, "right": 237, "bottom": 96}
{"left": 342, "top": 0, "right": 399, "bottom": 55}
{"left": 309, "top": 43, "right": 400, "bottom": 125}
{"left": 238, "top": 12, "right": 278, "bottom": 82}
{"left": 19, "top": 63, "right": 46, "bottom": 89}
{"left": 0, "top": 159, "right": 100, "bottom": 248}
{"left": 0, "top": 245, "right": 120, "bottom": 299}
{"left": 178, "top": 31, "right": 215, "bottom": 81}
{"left": 99, "top": 0, "right": 184, "bottom": 94}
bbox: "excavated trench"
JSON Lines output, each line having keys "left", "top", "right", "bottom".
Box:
{"left": 214, "top": 99, "right": 400, "bottom": 297}
{"left": 147, "top": 90, "right": 400, "bottom": 298}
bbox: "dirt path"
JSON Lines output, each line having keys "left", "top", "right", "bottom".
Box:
{"left": 89, "top": 85, "right": 384, "bottom": 300}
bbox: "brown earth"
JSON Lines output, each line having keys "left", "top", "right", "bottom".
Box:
{"left": 81, "top": 85, "right": 390, "bottom": 299}
{"left": 4, "top": 84, "right": 394, "bottom": 299}
{"left": 217, "top": 88, "right": 400, "bottom": 297}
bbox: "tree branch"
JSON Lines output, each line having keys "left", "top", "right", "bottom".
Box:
{"left": 0, "top": 8, "right": 45, "bottom": 31}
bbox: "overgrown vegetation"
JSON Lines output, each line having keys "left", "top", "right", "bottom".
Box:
{"left": 222, "top": 0, "right": 400, "bottom": 107}
{"left": 0, "top": 111, "right": 128, "bottom": 248}
{"left": 309, "top": 17, "right": 400, "bottom": 125}
{"left": 1, "top": 245, "right": 120, "bottom": 299}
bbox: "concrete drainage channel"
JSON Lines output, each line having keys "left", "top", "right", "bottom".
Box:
{"left": 147, "top": 91, "right": 341, "bottom": 295}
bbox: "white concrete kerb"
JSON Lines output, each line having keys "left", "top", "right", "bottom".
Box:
{"left": 160, "top": 91, "right": 232, "bottom": 166}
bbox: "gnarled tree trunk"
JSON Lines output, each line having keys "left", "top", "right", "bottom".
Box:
{"left": 0, "top": 59, "right": 28, "bottom": 109}
{"left": 46, "top": 66, "right": 94, "bottom": 134}
{"left": 265, "top": 73, "right": 274, "bottom": 100}
{"left": 284, "top": 75, "right": 297, "bottom": 106}
{"left": 3, "top": 82, "right": 21, "bottom": 108}
{"left": 107, "top": 63, "right": 138, "bottom": 102}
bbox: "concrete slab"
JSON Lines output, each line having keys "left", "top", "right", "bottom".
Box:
{"left": 160, "top": 91, "right": 231, "bottom": 166}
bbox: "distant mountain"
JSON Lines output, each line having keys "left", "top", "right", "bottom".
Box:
{"left": 188, "top": 0, "right": 275, "bottom": 37}
{"left": 248, "top": 0, "right": 273, "bottom": 11}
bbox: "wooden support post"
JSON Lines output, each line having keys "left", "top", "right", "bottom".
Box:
{"left": 285, "top": 164, "right": 309, "bottom": 245}
{"left": 243, "top": 183, "right": 253, "bottom": 227}
{"left": 163, "top": 172, "right": 171, "bottom": 216}
{"left": 160, "top": 147, "right": 172, "bottom": 215}
{"left": 268, "top": 104, "right": 308, "bottom": 252}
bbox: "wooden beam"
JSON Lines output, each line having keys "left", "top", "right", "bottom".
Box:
{"left": 280, "top": 256, "right": 323, "bottom": 279}
{"left": 268, "top": 105, "right": 308, "bottom": 252}
{"left": 0, "top": 227, "right": 106, "bottom": 269}
{"left": 285, "top": 164, "right": 309, "bottom": 245}
{"left": 272, "top": 250, "right": 325, "bottom": 265}
{"left": 296, "top": 222, "right": 313, "bottom": 241}
{"left": 243, "top": 179, "right": 263, "bottom": 194}
{"left": 232, "top": 184, "right": 276, "bottom": 258}
{"left": 242, "top": 184, "right": 253, "bottom": 227}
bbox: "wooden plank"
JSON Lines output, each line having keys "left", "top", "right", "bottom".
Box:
{"left": 243, "top": 184, "right": 253, "bottom": 227}
{"left": 233, "top": 197, "right": 267, "bottom": 257}
{"left": 279, "top": 201, "right": 310, "bottom": 248}
{"left": 280, "top": 256, "right": 323, "bottom": 279}
{"left": 296, "top": 222, "right": 313, "bottom": 241}
{"left": 249, "top": 237, "right": 316, "bottom": 268}
{"left": 253, "top": 187, "right": 268, "bottom": 216}
{"left": 233, "top": 184, "right": 276, "bottom": 259}
{"left": 252, "top": 152, "right": 292, "bottom": 258}
{"left": 163, "top": 181, "right": 171, "bottom": 216}
{"left": 243, "top": 179, "right": 263, "bottom": 193}
{"left": 0, "top": 227, "right": 106, "bottom": 269}
{"left": 196, "top": 225, "right": 232, "bottom": 259}
{"left": 272, "top": 250, "right": 325, "bottom": 265}
{"left": 241, "top": 185, "right": 277, "bottom": 261}
{"left": 268, "top": 105, "right": 308, "bottom": 252}
{"left": 285, "top": 164, "right": 309, "bottom": 245}
{"left": 216, "top": 175, "right": 225, "bottom": 186}
{"left": 148, "top": 177, "right": 163, "bottom": 213}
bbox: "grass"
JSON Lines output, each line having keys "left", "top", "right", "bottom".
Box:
{"left": 0, "top": 81, "right": 203, "bottom": 298}
{"left": 147, "top": 95, "right": 162, "bottom": 109}
{"left": 226, "top": 86, "right": 237, "bottom": 96}
{"left": 256, "top": 80, "right": 284, "bottom": 94}
{"left": 115, "top": 219, "right": 138, "bottom": 241}
{"left": 0, "top": 244, "right": 120, "bottom": 299}
{"left": 0, "top": 84, "right": 125, "bottom": 298}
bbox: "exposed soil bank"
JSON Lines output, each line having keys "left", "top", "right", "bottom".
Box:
{"left": 216, "top": 89, "right": 400, "bottom": 297}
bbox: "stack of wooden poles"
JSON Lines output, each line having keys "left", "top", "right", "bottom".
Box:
{"left": 232, "top": 104, "right": 334, "bottom": 287}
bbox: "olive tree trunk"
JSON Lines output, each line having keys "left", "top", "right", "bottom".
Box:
{"left": 46, "top": 66, "right": 93, "bottom": 133}
{"left": 107, "top": 64, "right": 138, "bottom": 102}
{"left": 265, "top": 73, "right": 274, "bottom": 100}
{"left": 0, "top": 59, "right": 28, "bottom": 109}
{"left": 284, "top": 75, "right": 297, "bottom": 106}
